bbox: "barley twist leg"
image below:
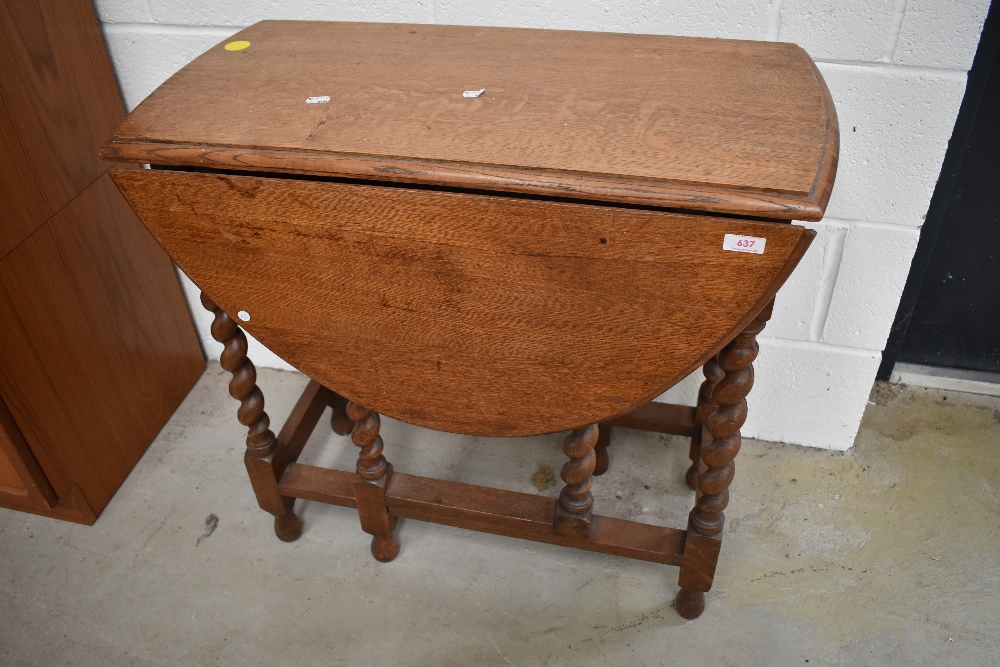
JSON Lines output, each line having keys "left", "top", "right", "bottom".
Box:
{"left": 675, "top": 301, "right": 772, "bottom": 619}
{"left": 686, "top": 356, "right": 724, "bottom": 490}
{"left": 201, "top": 292, "right": 301, "bottom": 542}
{"left": 553, "top": 424, "right": 599, "bottom": 538}
{"left": 346, "top": 401, "right": 400, "bottom": 562}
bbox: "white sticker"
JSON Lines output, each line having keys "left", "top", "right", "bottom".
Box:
{"left": 463, "top": 88, "right": 486, "bottom": 98}
{"left": 306, "top": 95, "right": 330, "bottom": 104}
{"left": 723, "top": 234, "right": 766, "bottom": 254}
{"left": 237, "top": 310, "right": 251, "bottom": 322}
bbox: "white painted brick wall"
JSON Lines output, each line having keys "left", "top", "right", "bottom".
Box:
{"left": 92, "top": 0, "right": 152, "bottom": 23}
{"left": 778, "top": 0, "right": 901, "bottom": 62}
{"left": 145, "top": 0, "right": 434, "bottom": 27}
{"left": 821, "top": 223, "right": 922, "bottom": 349}
{"left": 745, "top": 340, "right": 882, "bottom": 450}
{"left": 93, "top": 0, "right": 989, "bottom": 450}
{"left": 434, "top": 0, "right": 773, "bottom": 39}
{"left": 894, "top": 0, "right": 992, "bottom": 69}
{"left": 766, "top": 222, "right": 847, "bottom": 341}
{"left": 819, "top": 64, "right": 968, "bottom": 225}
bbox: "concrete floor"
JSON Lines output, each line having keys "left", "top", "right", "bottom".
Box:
{"left": 2, "top": 365, "right": 998, "bottom": 666}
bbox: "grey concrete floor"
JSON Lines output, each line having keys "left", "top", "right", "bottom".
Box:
{"left": 2, "top": 364, "right": 998, "bottom": 666}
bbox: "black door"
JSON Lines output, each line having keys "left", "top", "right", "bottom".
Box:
{"left": 879, "top": 1, "right": 1000, "bottom": 377}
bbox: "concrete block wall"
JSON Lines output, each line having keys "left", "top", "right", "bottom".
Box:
{"left": 94, "top": 0, "right": 990, "bottom": 450}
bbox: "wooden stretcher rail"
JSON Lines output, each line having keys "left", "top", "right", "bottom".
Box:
{"left": 277, "top": 461, "right": 357, "bottom": 507}
{"left": 604, "top": 402, "right": 698, "bottom": 436}
{"left": 278, "top": 462, "right": 686, "bottom": 566}
{"left": 273, "top": 380, "right": 333, "bottom": 475}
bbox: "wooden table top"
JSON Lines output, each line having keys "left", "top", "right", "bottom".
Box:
{"left": 104, "top": 23, "right": 834, "bottom": 435}
{"left": 103, "top": 21, "right": 838, "bottom": 220}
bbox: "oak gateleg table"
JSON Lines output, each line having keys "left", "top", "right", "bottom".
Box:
{"left": 102, "top": 21, "right": 838, "bottom": 619}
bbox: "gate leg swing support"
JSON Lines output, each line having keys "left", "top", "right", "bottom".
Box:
{"left": 204, "top": 293, "right": 773, "bottom": 620}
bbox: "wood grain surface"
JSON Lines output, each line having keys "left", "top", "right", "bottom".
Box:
{"left": 112, "top": 168, "right": 814, "bottom": 436}
{"left": 102, "top": 21, "right": 838, "bottom": 220}
{"left": 0, "top": 173, "right": 205, "bottom": 518}
{"left": 0, "top": 93, "right": 50, "bottom": 259}
{"left": 0, "top": 0, "right": 125, "bottom": 258}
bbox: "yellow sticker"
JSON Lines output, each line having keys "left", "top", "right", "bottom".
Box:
{"left": 224, "top": 40, "right": 251, "bottom": 51}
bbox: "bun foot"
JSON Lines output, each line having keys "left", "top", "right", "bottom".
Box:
{"left": 685, "top": 463, "right": 699, "bottom": 491}
{"left": 274, "top": 512, "right": 303, "bottom": 542}
{"left": 371, "top": 534, "right": 400, "bottom": 562}
{"left": 674, "top": 588, "right": 706, "bottom": 620}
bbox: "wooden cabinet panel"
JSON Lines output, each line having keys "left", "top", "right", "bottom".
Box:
{"left": 0, "top": 91, "right": 51, "bottom": 258}
{"left": 0, "top": 174, "right": 205, "bottom": 518}
{"left": 47, "top": 173, "right": 205, "bottom": 454}
{"left": 0, "top": 0, "right": 124, "bottom": 253}
{"left": 0, "top": 280, "right": 80, "bottom": 501}
{"left": 0, "top": 0, "right": 205, "bottom": 524}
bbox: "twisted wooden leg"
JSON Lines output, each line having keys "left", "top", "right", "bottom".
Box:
{"left": 346, "top": 401, "right": 400, "bottom": 562}
{"left": 675, "top": 301, "right": 772, "bottom": 619}
{"left": 201, "top": 292, "right": 302, "bottom": 542}
{"left": 592, "top": 423, "right": 613, "bottom": 476}
{"left": 686, "top": 356, "right": 724, "bottom": 490}
{"left": 553, "top": 424, "right": 599, "bottom": 538}
{"left": 329, "top": 392, "right": 354, "bottom": 436}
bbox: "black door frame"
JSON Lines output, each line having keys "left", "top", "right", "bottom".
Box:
{"left": 877, "top": 0, "right": 998, "bottom": 380}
